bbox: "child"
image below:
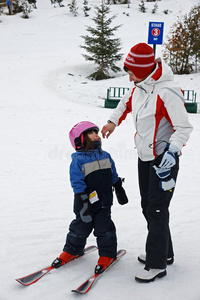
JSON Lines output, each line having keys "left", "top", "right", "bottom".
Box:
{"left": 52, "top": 121, "right": 128, "bottom": 273}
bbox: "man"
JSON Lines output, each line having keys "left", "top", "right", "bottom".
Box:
{"left": 101, "top": 43, "right": 193, "bottom": 282}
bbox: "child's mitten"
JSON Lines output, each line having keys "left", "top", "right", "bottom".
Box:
{"left": 113, "top": 178, "right": 128, "bottom": 205}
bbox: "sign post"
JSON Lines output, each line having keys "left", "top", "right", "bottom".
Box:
{"left": 148, "top": 22, "right": 164, "bottom": 55}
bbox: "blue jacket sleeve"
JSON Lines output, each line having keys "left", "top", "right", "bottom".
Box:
{"left": 69, "top": 158, "right": 87, "bottom": 194}
{"left": 108, "top": 154, "right": 119, "bottom": 185}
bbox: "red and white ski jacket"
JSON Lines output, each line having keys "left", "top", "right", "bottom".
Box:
{"left": 109, "top": 58, "right": 193, "bottom": 161}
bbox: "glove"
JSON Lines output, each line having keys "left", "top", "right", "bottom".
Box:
{"left": 153, "top": 166, "right": 171, "bottom": 179}
{"left": 159, "top": 144, "right": 180, "bottom": 169}
{"left": 75, "top": 192, "right": 93, "bottom": 223}
{"left": 153, "top": 166, "right": 175, "bottom": 191}
{"left": 113, "top": 178, "right": 128, "bottom": 205}
{"left": 159, "top": 179, "right": 175, "bottom": 191}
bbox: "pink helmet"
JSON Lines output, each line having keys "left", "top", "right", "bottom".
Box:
{"left": 69, "top": 121, "right": 99, "bottom": 150}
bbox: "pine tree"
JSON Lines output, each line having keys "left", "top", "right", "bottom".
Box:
{"left": 81, "top": 1, "right": 123, "bottom": 80}
{"left": 21, "top": 0, "right": 32, "bottom": 18}
{"left": 68, "top": 0, "right": 78, "bottom": 16}
{"left": 139, "top": 0, "right": 147, "bottom": 13}
{"left": 83, "top": 0, "right": 91, "bottom": 17}
{"left": 50, "top": 0, "right": 64, "bottom": 7}
{"left": 163, "top": 9, "right": 169, "bottom": 14}
{"left": 152, "top": 3, "right": 158, "bottom": 14}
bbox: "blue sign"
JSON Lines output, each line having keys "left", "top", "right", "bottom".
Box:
{"left": 148, "top": 22, "right": 164, "bottom": 45}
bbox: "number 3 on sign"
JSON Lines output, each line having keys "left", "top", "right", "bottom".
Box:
{"left": 152, "top": 28, "right": 160, "bottom": 36}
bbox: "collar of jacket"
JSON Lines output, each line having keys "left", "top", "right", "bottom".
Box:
{"left": 135, "top": 79, "right": 155, "bottom": 94}
{"left": 134, "top": 59, "right": 163, "bottom": 94}
{"left": 72, "top": 148, "right": 100, "bottom": 158}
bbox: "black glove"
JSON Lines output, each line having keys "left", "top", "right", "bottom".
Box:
{"left": 75, "top": 192, "right": 93, "bottom": 223}
{"left": 113, "top": 178, "right": 128, "bottom": 205}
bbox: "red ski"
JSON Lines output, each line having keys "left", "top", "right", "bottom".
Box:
{"left": 71, "top": 249, "right": 126, "bottom": 294}
{"left": 15, "top": 245, "right": 97, "bottom": 286}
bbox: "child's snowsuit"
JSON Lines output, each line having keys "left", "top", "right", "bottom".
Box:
{"left": 63, "top": 148, "right": 119, "bottom": 259}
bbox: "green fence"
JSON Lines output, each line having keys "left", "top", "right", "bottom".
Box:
{"left": 104, "top": 87, "right": 198, "bottom": 113}
{"left": 183, "top": 90, "right": 197, "bottom": 113}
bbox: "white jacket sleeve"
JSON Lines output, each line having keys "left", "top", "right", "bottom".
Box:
{"left": 109, "top": 89, "right": 133, "bottom": 126}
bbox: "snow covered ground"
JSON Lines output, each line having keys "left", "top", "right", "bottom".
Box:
{"left": 1, "top": 0, "right": 200, "bottom": 299}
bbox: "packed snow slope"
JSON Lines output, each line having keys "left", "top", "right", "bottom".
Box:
{"left": 0, "top": 0, "right": 200, "bottom": 299}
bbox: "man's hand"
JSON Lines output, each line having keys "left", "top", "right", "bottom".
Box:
{"left": 101, "top": 122, "right": 116, "bottom": 138}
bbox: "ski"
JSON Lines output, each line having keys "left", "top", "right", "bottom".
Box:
{"left": 15, "top": 245, "right": 97, "bottom": 286}
{"left": 71, "top": 249, "right": 126, "bottom": 294}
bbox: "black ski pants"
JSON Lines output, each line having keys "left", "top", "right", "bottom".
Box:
{"left": 138, "top": 154, "right": 179, "bottom": 269}
{"left": 63, "top": 206, "right": 117, "bottom": 259}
